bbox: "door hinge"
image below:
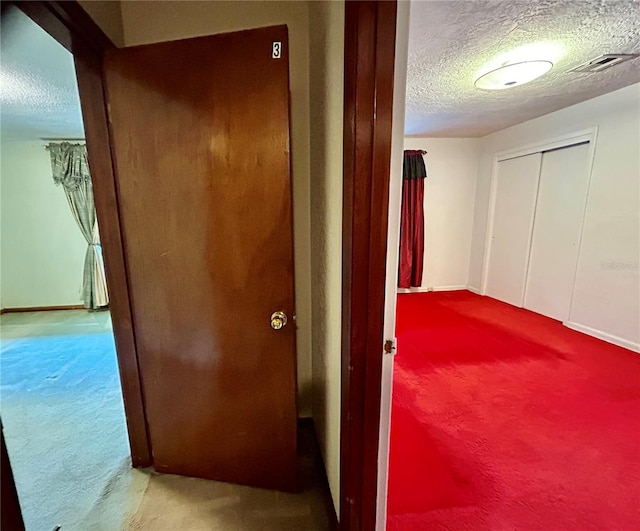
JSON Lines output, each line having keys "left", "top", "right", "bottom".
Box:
{"left": 384, "top": 338, "right": 397, "bottom": 355}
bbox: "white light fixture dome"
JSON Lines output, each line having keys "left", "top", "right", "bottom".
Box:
{"left": 474, "top": 60, "right": 553, "bottom": 90}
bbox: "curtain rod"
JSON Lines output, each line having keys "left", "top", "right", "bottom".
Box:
{"left": 41, "top": 138, "right": 86, "bottom": 142}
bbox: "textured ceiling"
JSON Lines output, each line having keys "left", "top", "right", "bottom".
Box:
{"left": 0, "top": 7, "right": 84, "bottom": 141}
{"left": 405, "top": 0, "right": 640, "bottom": 137}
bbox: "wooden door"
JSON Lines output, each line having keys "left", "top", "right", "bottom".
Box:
{"left": 524, "top": 143, "right": 590, "bottom": 320}
{"left": 103, "top": 26, "right": 297, "bottom": 491}
{"left": 485, "top": 153, "right": 542, "bottom": 306}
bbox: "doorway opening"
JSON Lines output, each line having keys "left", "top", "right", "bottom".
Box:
{"left": 0, "top": 7, "right": 140, "bottom": 529}
{"left": 381, "top": 1, "right": 640, "bottom": 529}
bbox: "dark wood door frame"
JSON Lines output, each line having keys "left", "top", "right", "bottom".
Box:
{"left": 341, "top": 1, "right": 397, "bottom": 529}
{"left": 1, "top": 423, "right": 25, "bottom": 531}
{"left": 7, "top": 1, "right": 152, "bottom": 467}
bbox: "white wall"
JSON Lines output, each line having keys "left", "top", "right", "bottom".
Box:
{"left": 308, "top": 0, "right": 344, "bottom": 514}
{"left": 402, "top": 137, "right": 479, "bottom": 290}
{"left": 118, "top": 0, "right": 313, "bottom": 416}
{"left": 469, "top": 83, "right": 640, "bottom": 348}
{"left": 1, "top": 142, "right": 86, "bottom": 309}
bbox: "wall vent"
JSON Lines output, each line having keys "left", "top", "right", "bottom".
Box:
{"left": 569, "top": 54, "right": 639, "bottom": 73}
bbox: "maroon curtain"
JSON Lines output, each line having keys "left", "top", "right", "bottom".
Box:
{"left": 398, "top": 150, "right": 427, "bottom": 288}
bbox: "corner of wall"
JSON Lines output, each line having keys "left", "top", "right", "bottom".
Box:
{"left": 466, "top": 137, "right": 484, "bottom": 289}
{"left": 77, "top": 0, "right": 125, "bottom": 47}
{"left": 308, "top": 0, "right": 345, "bottom": 516}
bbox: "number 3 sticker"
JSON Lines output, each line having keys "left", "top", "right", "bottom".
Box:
{"left": 272, "top": 41, "right": 282, "bottom": 59}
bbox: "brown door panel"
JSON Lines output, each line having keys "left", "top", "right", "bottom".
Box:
{"left": 104, "top": 25, "right": 297, "bottom": 491}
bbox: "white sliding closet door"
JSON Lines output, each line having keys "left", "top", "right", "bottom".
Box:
{"left": 524, "top": 142, "right": 590, "bottom": 321}
{"left": 485, "top": 153, "right": 542, "bottom": 306}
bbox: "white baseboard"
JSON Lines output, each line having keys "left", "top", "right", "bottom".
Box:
{"left": 467, "top": 285, "right": 482, "bottom": 294}
{"left": 563, "top": 321, "right": 640, "bottom": 353}
{"left": 397, "top": 285, "right": 468, "bottom": 294}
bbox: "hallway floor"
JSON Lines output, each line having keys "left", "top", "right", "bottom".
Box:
{"left": 387, "top": 291, "right": 640, "bottom": 530}
{"left": 1, "top": 310, "right": 331, "bottom": 530}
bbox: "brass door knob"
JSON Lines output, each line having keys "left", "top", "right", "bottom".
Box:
{"left": 270, "top": 311, "right": 288, "bottom": 330}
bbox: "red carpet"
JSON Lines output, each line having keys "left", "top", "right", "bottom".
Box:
{"left": 387, "top": 291, "right": 640, "bottom": 530}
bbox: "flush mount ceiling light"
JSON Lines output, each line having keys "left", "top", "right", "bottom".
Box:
{"left": 474, "top": 60, "right": 553, "bottom": 90}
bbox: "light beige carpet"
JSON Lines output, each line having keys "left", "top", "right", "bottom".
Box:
{"left": 126, "top": 468, "right": 329, "bottom": 530}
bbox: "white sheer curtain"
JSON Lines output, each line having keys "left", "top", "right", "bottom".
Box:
{"left": 46, "top": 142, "right": 109, "bottom": 309}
